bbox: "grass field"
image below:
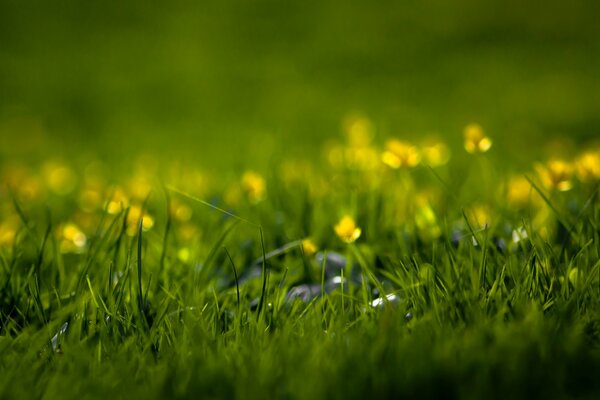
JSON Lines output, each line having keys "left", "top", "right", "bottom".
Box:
{"left": 1, "top": 1, "right": 600, "bottom": 399}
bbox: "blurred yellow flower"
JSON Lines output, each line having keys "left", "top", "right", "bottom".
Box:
{"left": 535, "top": 160, "right": 573, "bottom": 192}
{"left": 78, "top": 187, "right": 103, "bottom": 212}
{"left": 506, "top": 175, "right": 537, "bottom": 208}
{"left": 4, "top": 166, "right": 45, "bottom": 201}
{"left": 0, "top": 216, "right": 19, "bottom": 247}
{"left": 170, "top": 200, "right": 193, "bottom": 222}
{"left": 241, "top": 171, "right": 266, "bottom": 203}
{"left": 0, "top": 229, "right": 16, "bottom": 247}
{"left": 59, "top": 223, "right": 87, "bottom": 253}
{"left": 20, "top": 176, "right": 45, "bottom": 202}
{"left": 464, "top": 123, "right": 492, "bottom": 154}
{"left": 334, "top": 216, "right": 362, "bottom": 243}
{"left": 381, "top": 139, "right": 421, "bottom": 169}
{"left": 177, "top": 224, "right": 200, "bottom": 242}
{"left": 575, "top": 151, "right": 600, "bottom": 182}
{"left": 421, "top": 140, "right": 450, "bottom": 167}
{"left": 44, "top": 162, "right": 77, "bottom": 195}
{"left": 343, "top": 114, "right": 374, "bottom": 147}
{"left": 177, "top": 247, "right": 191, "bottom": 263}
{"left": 106, "top": 187, "right": 130, "bottom": 214}
{"left": 328, "top": 117, "right": 379, "bottom": 171}
{"left": 344, "top": 146, "right": 380, "bottom": 170}
{"left": 301, "top": 238, "right": 318, "bottom": 257}
{"left": 126, "top": 205, "right": 155, "bottom": 236}
{"left": 468, "top": 205, "right": 491, "bottom": 229}
{"left": 128, "top": 175, "right": 152, "bottom": 200}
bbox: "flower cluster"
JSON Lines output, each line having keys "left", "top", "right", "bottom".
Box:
{"left": 0, "top": 116, "right": 598, "bottom": 267}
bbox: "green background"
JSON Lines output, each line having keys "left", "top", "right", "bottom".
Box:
{"left": 1, "top": 0, "right": 599, "bottom": 166}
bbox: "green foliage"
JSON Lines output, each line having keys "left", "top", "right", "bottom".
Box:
{"left": 0, "top": 147, "right": 599, "bottom": 398}
{"left": 1, "top": 1, "right": 600, "bottom": 398}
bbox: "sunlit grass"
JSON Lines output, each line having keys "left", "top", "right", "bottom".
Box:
{"left": 0, "top": 120, "right": 599, "bottom": 399}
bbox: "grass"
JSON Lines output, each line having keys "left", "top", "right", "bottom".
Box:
{"left": 1, "top": 1, "right": 600, "bottom": 398}
{"left": 0, "top": 130, "right": 599, "bottom": 399}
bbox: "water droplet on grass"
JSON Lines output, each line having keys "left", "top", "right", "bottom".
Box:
{"left": 370, "top": 293, "right": 400, "bottom": 308}
{"left": 51, "top": 322, "right": 69, "bottom": 352}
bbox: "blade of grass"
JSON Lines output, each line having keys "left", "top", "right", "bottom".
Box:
{"left": 256, "top": 227, "right": 269, "bottom": 322}
{"left": 223, "top": 247, "right": 240, "bottom": 312}
{"left": 168, "top": 186, "right": 259, "bottom": 227}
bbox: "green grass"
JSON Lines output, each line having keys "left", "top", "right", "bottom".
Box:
{"left": 0, "top": 138, "right": 599, "bottom": 398}
{"left": 1, "top": 1, "right": 600, "bottom": 398}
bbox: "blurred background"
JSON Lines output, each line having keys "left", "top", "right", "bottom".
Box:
{"left": 1, "top": 0, "right": 599, "bottom": 169}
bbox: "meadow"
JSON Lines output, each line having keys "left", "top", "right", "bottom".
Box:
{"left": 1, "top": 1, "right": 600, "bottom": 399}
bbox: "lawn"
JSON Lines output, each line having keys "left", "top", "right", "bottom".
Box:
{"left": 1, "top": 1, "right": 600, "bottom": 399}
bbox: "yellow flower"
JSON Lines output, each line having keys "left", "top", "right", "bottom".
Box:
{"left": 43, "top": 162, "right": 77, "bottom": 195}
{"left": 421, "top": 140, "right": 450, "bottom": 167}
{"left": 105, "top": 187, "right": 130, "bottom": 214}
{"left": 467, "top": 205, "right": 491, "bottom": 229}
{"left": 126, "top": 205, "right": 155, "bottom": 236}
{"left": 381, "top": 139, "right": 421, "bottom": 169}
{"left": 241, "top": 171, "right": 266, "bottom": 203}
{"left": 177, "top": 224, "right": 200, "bottom": 242}
{"left": 128, "top": 175, "right": 152, "bottom": 200}
{"left": 177, "top": 247, "right": 191, "bottom": 263}
{"left": 343, "top": 114, "right": 374, "bottom": 147}
{"left": 5, "top": 166, "right": 45, "bottom": 201}
{"left": 301, "top": 238, "right": 318, "bottom": 257}
{"left": 535, "top": 160, "right": 573, "bottom": 192}
{"left": 344, "top": 146, "right": 380, "bottom": 170}
{"left": 0, "top": 216, "right": 19, "bottom": 247}
{"left": 575, "top": 151, "right": 600, "bottom": 182}
{"left": 170, "top": 200, "right": 193, "bottom": 222}
{"left": 328, "top": 116, "right": 379, "bottom": 171}
{"left": 506, "top": 175, "right": 541, "bottom": 208}
{"left": 59, "top": 223, "right": 87, "bottom": 253}
{"left": 78, "top": 186, "right": 103, "bottom": 212}
{"left": 334, "top": 216, "right": 362, "bottom": 243}
{"left": 464, "top": 123, "right": 492, "bottom": 154}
